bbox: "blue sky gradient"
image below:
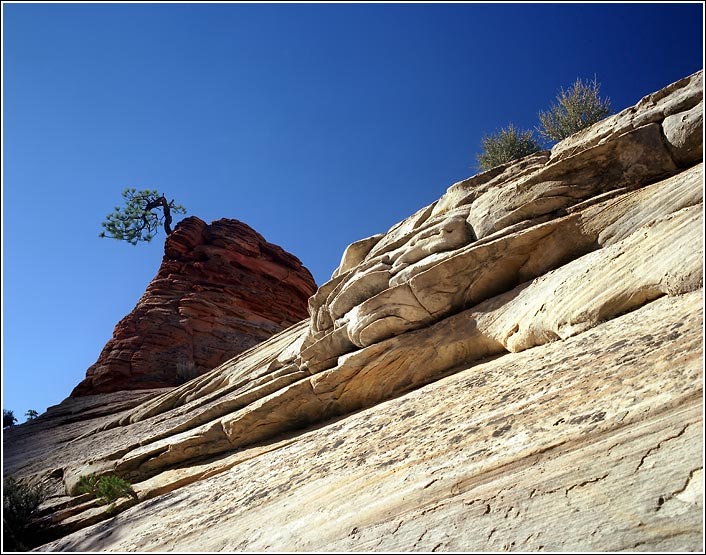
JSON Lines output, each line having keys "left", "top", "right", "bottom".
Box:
{"left": 2, "top": 2, "right": 704, "bottom": 420}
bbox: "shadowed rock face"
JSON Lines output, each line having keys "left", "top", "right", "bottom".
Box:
{"left": 3, "top": 70, "right": 703, "bottom": 552}
{"left": 71, "top": 217, "right": 317, "bottom": 396}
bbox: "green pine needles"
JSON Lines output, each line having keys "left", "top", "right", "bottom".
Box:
{"left": 100, "top": 188, "right": 186, "bottom": 245}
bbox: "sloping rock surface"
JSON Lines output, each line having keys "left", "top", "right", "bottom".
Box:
{"left": 71, "top": 217, "right": 317, "bottom": 395}
{"left": 2, "top": 70, "right": 703, "bottom": 552}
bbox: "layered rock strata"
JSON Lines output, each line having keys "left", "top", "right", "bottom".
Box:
{"left": 2, "top": 70, "right": 703, "bottom": 552}
{"left": 71, "top": 217, "right": 317, "bottom": 395}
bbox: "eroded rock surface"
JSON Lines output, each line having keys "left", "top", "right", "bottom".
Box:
{"left": 33, "top": 292, "right": 705, "bottom": 552}
{"left": 2, "top": 70, "right": 703, "bottom": 552}
{"left": 71, "top": 217, "right": 317, "bottom": 395}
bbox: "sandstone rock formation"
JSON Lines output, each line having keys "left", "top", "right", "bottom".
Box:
{"left": 71, "top": 217, "right": 317, "bottom": 395}
{"left": 3, "top": 70, "right": 703, "bottom": 552}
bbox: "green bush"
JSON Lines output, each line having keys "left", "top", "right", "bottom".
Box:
{"left": 3, "top": 476, "right": 47, "bottom": 551}
{"left": 538, "top": 76, "right": 611, "bottom": 142}
{"left": 76, "top": 475, "right": 99, "bottom": 497}
{"left": 77, "top": 474, "right": 136, "bottom": 505}
{"left": 476, "top": 123, "right": 542, "bottom": 171}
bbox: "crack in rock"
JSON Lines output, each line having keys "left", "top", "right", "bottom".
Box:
{"left": 635, "top": 424, "right": 689, "bottom": 472}
{"left": 565, "top": 473, "right": 610, "bottom": 496}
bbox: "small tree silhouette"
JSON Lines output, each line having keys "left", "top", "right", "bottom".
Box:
{"left": 476, "top": 123, "right": 542, "bottom": 171}
{"left": 4, "top": 409, "right": 17, "bottom": 428}
{"left": 25, "top": 409, "right": 39, "bottom": 421}
{"left": 100, "top": 189, "right": 186, "bottom": 245}
{"left": 538, "top": 76, "right": 611, "bottom": 143}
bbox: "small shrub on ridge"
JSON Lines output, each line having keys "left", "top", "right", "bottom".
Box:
{"left": 538, "top": 76, "right": 611, "bottom": 142}
{"left": 476, "top": 123, "right": 542, "bottom": 171}
{"left": 76, "top": 474, "right": 136, "bottom": 504}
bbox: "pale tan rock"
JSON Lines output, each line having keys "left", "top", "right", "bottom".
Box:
{"left": 431, "top": 151, "right": 551, "bottom": 219}
{"left": 312, "top": 209, "right": 475, "bottom": 345}
{"left": 1, "top": 390, "right": 168, "bottom": 497}
{"left": 300, "top": 325, "right": 355, "bottom": 373}
{"left": 662, "top": 99, "right": 703, "bottom": 166}
{"left": 331, "top": 233, "right": 384, "bottom": 278}
{"left": 50, "top": 184, "right": 701, "bottom": 493}
{"left": 327, "top": 265, "right": 392, "bottom": 324}
{"left": 365, "top": 202, "right": 438, "bottom": 260}
{"left": 475, "top": 204, "right": 702, "bottom": 351}
{"left": 389, "top": 211, "right": 474, "bottom": 272}
{"left": 345, "top": 283, "right": 433, "bottom": 347}
{"left": 468, "top": 122, "right": 678, "bottom": 239}
{"left": 301, "top": 75, "right": 701, "bottom": 370}
{"left": 583, "top": 162, "right": 703, "bottom": 246}
{"left": 338, "top": 164, "right": 702, "bottom": 352}
{"left": 35, "top": 291, "right": 703, "bottom": 552}
{"left": 549, "top": 69, "right": 702, "bottom": 163}
{"left": 305, "top": 271, "right": 348, "bottom": 337}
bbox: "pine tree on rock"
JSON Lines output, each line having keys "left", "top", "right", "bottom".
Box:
{"left": 100, "top": 189, "right": 186, "bottom": 245}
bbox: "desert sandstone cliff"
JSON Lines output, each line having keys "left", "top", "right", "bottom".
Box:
{"left": 2, "top": 70, "right": 703, "bottom": 552}
{"left": 72, "top": 217, "right": 317, "bottom": 395}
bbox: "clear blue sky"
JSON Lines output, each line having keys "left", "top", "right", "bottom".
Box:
{"left": 2, "top": 2, "right": 703, "bottom": 421}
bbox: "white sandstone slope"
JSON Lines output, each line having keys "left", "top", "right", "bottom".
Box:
{"left": 3, "top": 69, "right": 703, "bottom": 553}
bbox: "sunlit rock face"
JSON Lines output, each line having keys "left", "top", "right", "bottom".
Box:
{"left": 3, "top": 70, "right": 702, "bottom": 552}
{"left": 71, "top": 217, "right": 317, "bottom": 395}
